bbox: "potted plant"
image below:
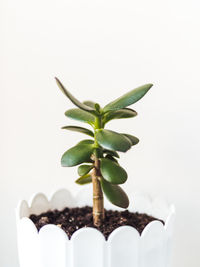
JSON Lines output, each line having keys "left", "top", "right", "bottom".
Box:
{"left": 16, "top": 78, "right": 175, "bottom": 267}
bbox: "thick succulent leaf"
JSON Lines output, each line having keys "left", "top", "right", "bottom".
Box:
{"left": 77, "top": 139, "right": 94, "bottom": 145}
{"left": 103, "top": 149, "right": 119, "bottom": 158}
{"left": 78, "top": 164, "right": 93, "bottom": 176}
{"left": 103, "top": 108, "right": 137, "bottom": 124}
{"left": 62, "top": 126, "right": 94, "bottom": 137}
{"left": 103, "top": 84, "right": 153, "bottom": 112}
{"left": 55, "top": 78, "right": 96, "bottom": 113}
{"left": 101, "top": 178, "right": 129, "bottom": 208}
{"left": 122, "top": 134, "right": 139, "bottom": 146}
{"left": 65, "top": 108, "right": 95, "bottom": 125}
{"left": 83, "top": 101, "right": 97, "bottom": 108}
{"left": 100, "top": 158, "right": 127, "bottom": 184}
{"left": 61, "top": 144, "right": 94, "bottom": 167}
{"left": 96, "top": 129, "right": 131, "bottom": 152}
{"left": 75, "top": 174, "right": 92, "bottom": 185}
{"left": 105, "top": 154, "right": 118, "bottom": 163}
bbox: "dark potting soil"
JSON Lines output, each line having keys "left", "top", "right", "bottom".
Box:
{"left": 30, "top": 206, "right": 164, "bottom": 239}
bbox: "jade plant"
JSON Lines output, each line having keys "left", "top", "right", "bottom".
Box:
{"left": 55, "top": 77, "right": 153, "bottom": 227}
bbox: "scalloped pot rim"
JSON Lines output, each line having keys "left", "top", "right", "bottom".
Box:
{"left": 16, "top": 188, "right": 175, "bottom": 241}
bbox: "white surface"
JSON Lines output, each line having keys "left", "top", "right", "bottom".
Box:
{"left": 16, "top": 189, "right": 175, "bottom": 267}
{"left": 0, "top": 0, "right": 200, "bottom": 266}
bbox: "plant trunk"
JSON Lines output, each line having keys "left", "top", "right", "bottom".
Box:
{"left": 92, "top": 157, "right": 105, "bottom": 227}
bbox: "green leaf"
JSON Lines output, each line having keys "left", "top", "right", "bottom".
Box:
{"left": 105, "top": 154, "right": 118, "bottom": 163}
{"left": 103, "top": 149, "right": 120, "bottom": 158}
{"left": 65, "top": 109, "right": 95, "bottom": 125}
{"left": 103, "top": 108, "right": 137, "bottom": 124}
{"left": 96, "top": 129, "right": 131, "bottom": 152}
{"left": 103, "top": 84, "right": 153, "bottom": 112}
{"left": 101, "top": 178, "right": 129, "bottom": 208}
{"left": 55, "top": 78, "right": 96, "bottom": 113}
{"left": 77, "top": 139, "right": 94, "bottom": 145}
{"left": 94, "top": 103, "right": 101, "bottom": 113}
{"left": 75, "top": 174, "right": 92, "bottom": 185}
{"left": 61, "top": 144, "right": 94, "bottom": 167}
{"left": 122, "top": 134, "right": 139, "bottom": 146}
{"left": 100, "top": 158, "right": 127, "bottom": 184}
{"left": 62, "top": 126, "right": 94, "bottom": 137}
{"left": 78, "top": 164, "right": 93, "bottom": 176}
{"left": 83, "top": 101, "right": 96, "bottom": 108}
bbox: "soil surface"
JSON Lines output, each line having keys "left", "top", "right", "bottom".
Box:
{"left": 30, "top": 206, "right": 164, "bottom": 239}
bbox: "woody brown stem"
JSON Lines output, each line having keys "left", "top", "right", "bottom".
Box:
{"left": 92, "top": 156, "right": 105, "bottom": 227}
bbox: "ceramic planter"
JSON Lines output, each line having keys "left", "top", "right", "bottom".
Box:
{"left": 16, "top": 188, "right": 175, "bottom": 267}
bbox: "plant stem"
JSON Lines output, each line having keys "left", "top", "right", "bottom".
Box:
{"left": 92, "top": 116, "right": 105, "bottom": 226}
{"left": 92, "top": 156, "right": 105, "bottom": 226}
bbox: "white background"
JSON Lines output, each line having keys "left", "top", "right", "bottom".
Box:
{"left": 1, "top": 0, "right": 200, "bottom": 266}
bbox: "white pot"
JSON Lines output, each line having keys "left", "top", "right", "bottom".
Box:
{"left": 16, "top": 188, "right": 175, "bottom": 267}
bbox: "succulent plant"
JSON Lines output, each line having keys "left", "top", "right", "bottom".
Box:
{"left": 56, "top": 77, "right": 153, "bottom": 226}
